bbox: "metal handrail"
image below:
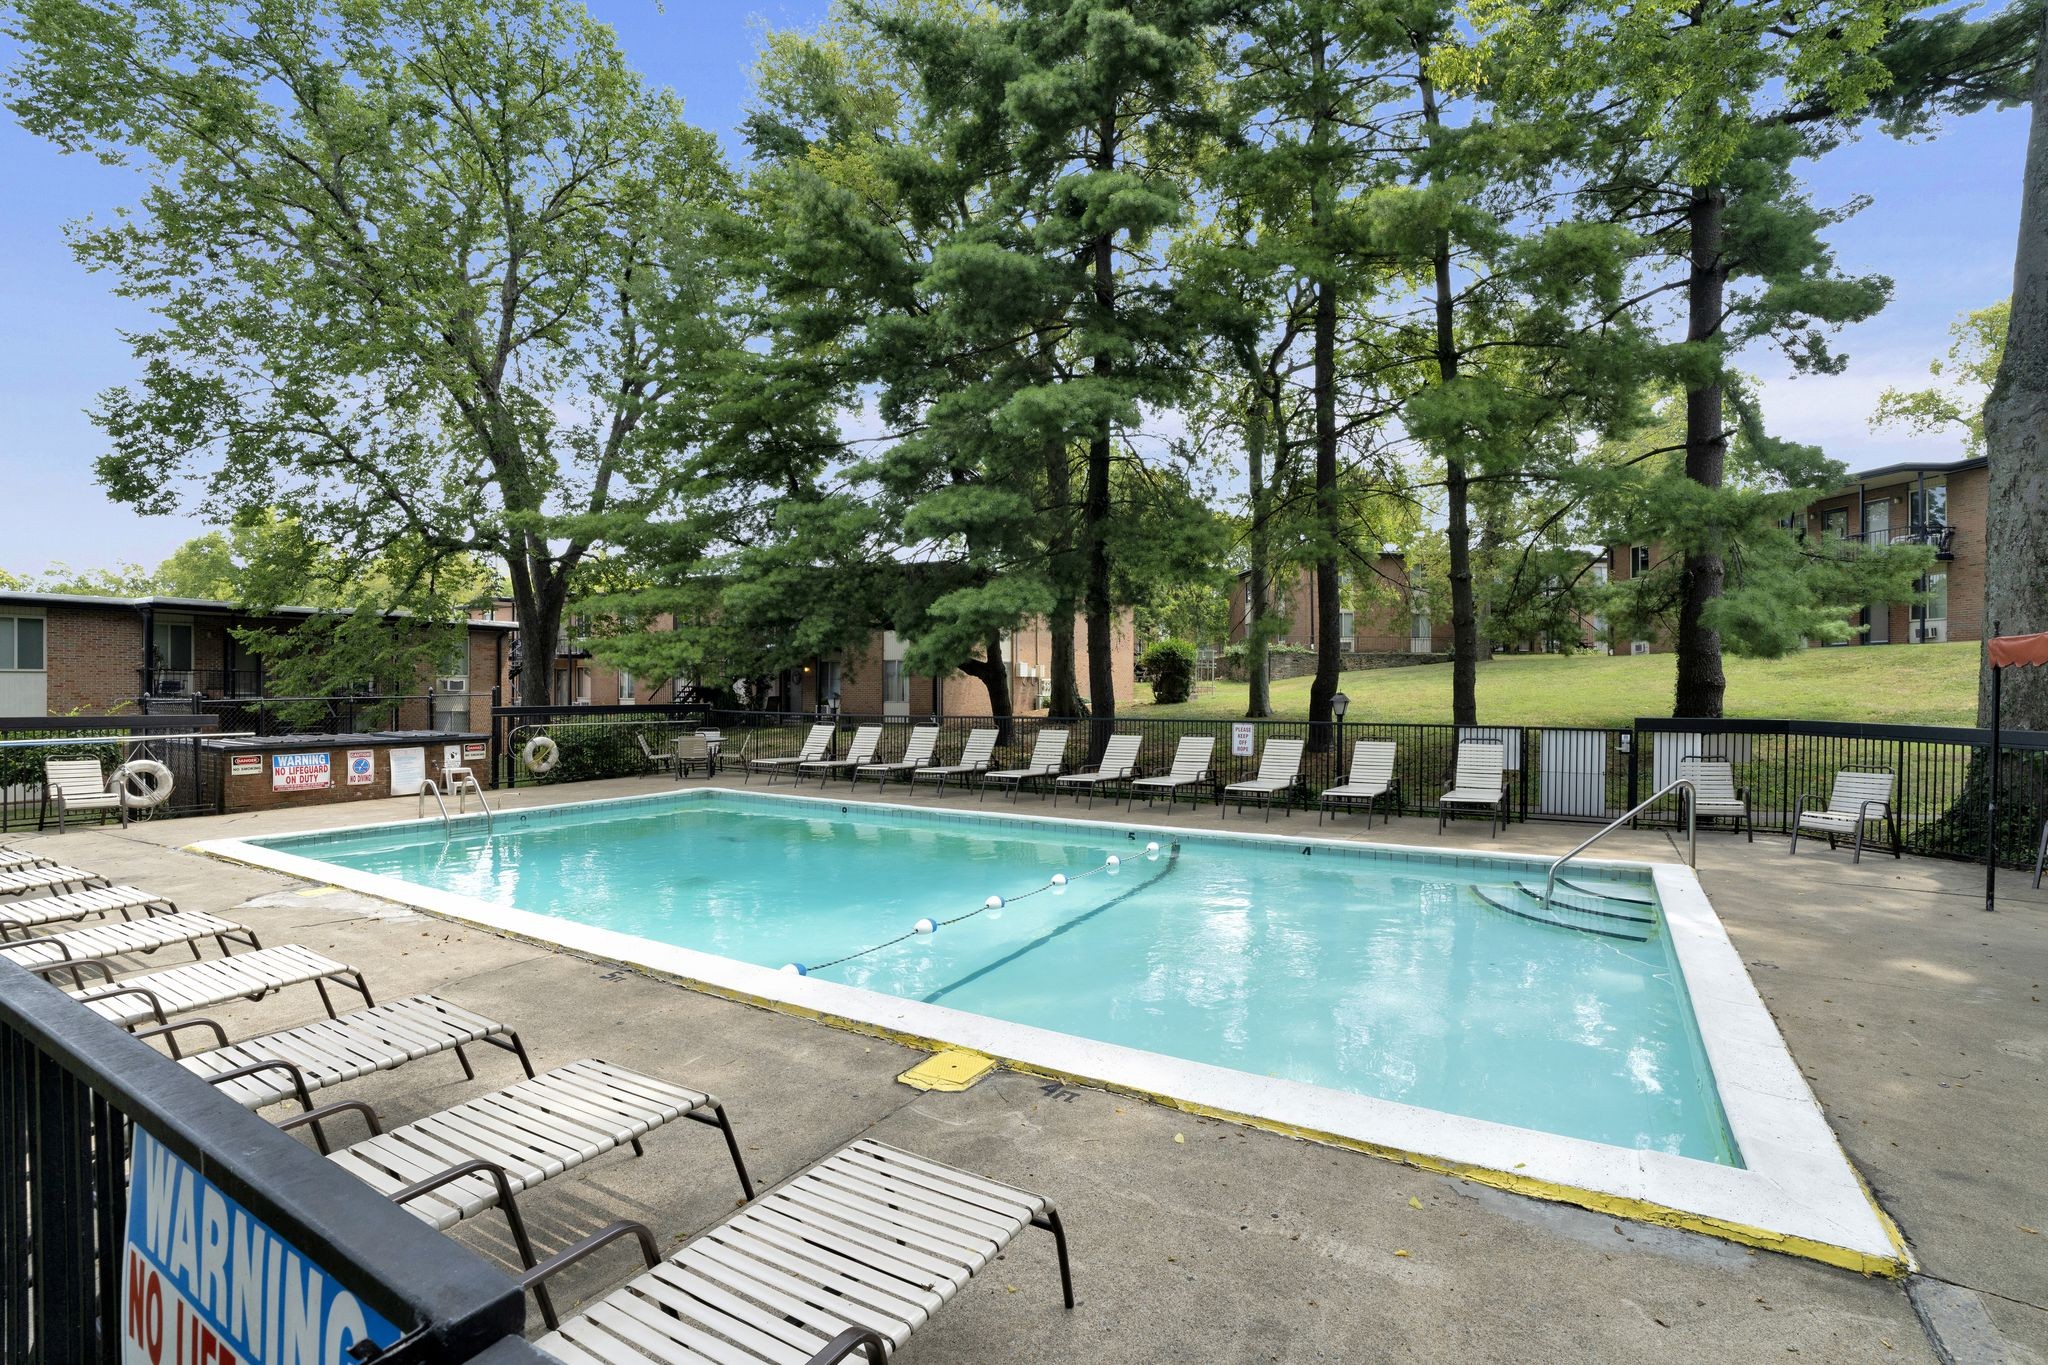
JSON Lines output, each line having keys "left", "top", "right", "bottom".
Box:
{"left": 1541, "top": 779, "right": 1696, "bottom": 911}
{"left": 417, "top": 778, "right": 449, "bottom": 829}
{"left": 447, "top": 767, "right": 493, "bottom": 832}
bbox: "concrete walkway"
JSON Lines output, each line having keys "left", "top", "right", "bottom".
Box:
{"left": 6, "top": 774, "right": 2043, "bottom": 1362}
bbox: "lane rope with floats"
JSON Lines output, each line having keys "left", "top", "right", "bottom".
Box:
{"left": 783, "top": 838, "right": 1177, "bottom": 979}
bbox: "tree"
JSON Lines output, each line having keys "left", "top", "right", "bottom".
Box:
{"left": 7, "top": 0, "right": 735, "bottom": 706}
{"left": 1871, "top": 300, "right": 2009, "bottom": 457}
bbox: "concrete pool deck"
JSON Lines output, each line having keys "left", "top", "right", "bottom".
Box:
{"left": 6, "top": 774, "right": 2045, "bottom": 1361}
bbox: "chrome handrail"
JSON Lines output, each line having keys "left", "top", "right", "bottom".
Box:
{"left": 417, "top": 778, "right": 449, "bottom": 829}
{"left": 1541, "top": 779, "right": 1695, "bottom": 911}
{"left": 444, "top": 767, "right": 494, "bottom": 832}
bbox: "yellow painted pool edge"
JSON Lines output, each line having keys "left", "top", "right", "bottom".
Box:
{"left": 190, "top": 842, "right": 1913, "bottom": 1278}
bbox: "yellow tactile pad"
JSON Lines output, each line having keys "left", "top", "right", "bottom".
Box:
{"left": 897, "top": 1049, "right": 997, "bottom": 1092}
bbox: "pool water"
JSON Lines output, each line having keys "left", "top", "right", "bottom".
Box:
{"left": 263, "top": 793, "right": 1738, "bottom": 1164}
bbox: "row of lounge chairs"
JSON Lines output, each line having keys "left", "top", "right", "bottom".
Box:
{"left": 0, "top": 841, "right": 1076, "bottom": 1359}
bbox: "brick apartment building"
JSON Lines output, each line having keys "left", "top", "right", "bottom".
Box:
{"left": 1228, "top": 553, "right": 1454, "bottom": 654}
{"left": 1605, "top": 455, "right": 1983, "bottom": 653}
{"left": 0, "top": 589, "right": 514, "bottom": 728}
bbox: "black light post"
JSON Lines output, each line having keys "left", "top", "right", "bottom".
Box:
{"left": 1332, "top": 691, "right": 1350, "bottom": 782}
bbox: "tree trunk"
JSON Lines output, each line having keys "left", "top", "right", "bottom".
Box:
{"left": 511, "top": 563, "right": 566, "bottom": 708}
{"left": 1304, "top": 30, "right": 1341, "bottom": 753}
{"left": 1044, "top": 442, "right": 1082, "bottom": 718}
{"left": 1980, "top": 11, "right": 2048, "bottom": 730}
{"left": 1419, "top": 66, "right": 1476, "bottom": 728}
{"left": 1674, "top": 185, "right": 1730, "bottom": 719}
{"left": 1084, "top": 113, "right": 1118, "bottom": 761}
{"left": 1246, "top": 391, "right": 1273, "bottom": 720}
{"left": 959, "top": 631, "right": 1015, "bottom": 741}
{"left": 1049, "top": 608, "right": 1079, "bottom": 717}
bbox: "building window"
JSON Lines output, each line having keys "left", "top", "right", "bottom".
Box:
{"left": 1338, "top": 610, "right": 1355, "bottom": 646}
{"left": 1911, "top": 481, "right": 1949, "bottom": 530}
{"left": 1629, "top": 547, "right": 1650, "bottom": 576}
{"left": 1915, "top": 573, "right": 1950, "bottom": 629}
{"left": 0, "top": 616, "right": 45, "bottom": 671}
{"left": 151, "top": 621, "right": 194, "bottom": 672}
{"left": 620, "top": 670, "right": 635, "bottom": 703}
{"left": 1821, "top": 508, "right": 1849, "bottom": 540}
{"left": 882, "top": 659, "right": 908, "bottom": 705}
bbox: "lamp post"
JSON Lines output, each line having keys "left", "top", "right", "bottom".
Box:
{"left": 1332, "top": 691, "right": 1350, "bottom": 779}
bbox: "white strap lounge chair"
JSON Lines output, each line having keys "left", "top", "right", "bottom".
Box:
{"left": 0, "top": 911, "right": 258, "bottom": 979}
{"left": 982, "top": 729, "right": 1069, "bottom": 802}
{"left": 40, "top": 757, "right": 128, "bottom": 830}
{"left": 1437, "top": 740, "right": 1508, "bottom": 836}
{"left": 1128, "top": 735, "right": 1215, "bottom": 812}
{"left": 674, "top": 732, "right": 715, "bottom": 779}
{"left": 1222, "top": 738, "right": 1306, "bottom": 822}
{"left": 40, "top": 943, "right": 375, "bottom": 1029}
{"left": 746, "top": 723, "right": 835, "bottom": 784}
{"left": 799, "top": 725, "right": 884, "bottom": 785}
{"left": 1791, "top": 767, "right": 1899, "bottom": 863}
{"left": 0, "top": 849, "right": 55, "bottom": 873}
{"left": 152, "top": 993, "right": 534, "bottom": 1113}
{"left": 1319, "top": 741, "right": 1398, "bottom": 827}
{"left": 0, "top": 884, "right": 176, "bottom": 937}
{"left": 0, "top": 863, "right": 110, "bottom": 898}
{"left": 855, "top": 725, "right": 940, "bottom": 790}
{"left": 637, "top": 732, "right": 676, "bottom": 775}
{"left": 520, "top": 1138, "right": 1074, "bottom": 1349}
{"left": 289, "top": 1059, "right": 754, "bottom": 1323}
{"left": 2035, "top": 817, "right": 2046, "bottom": 891}
{"left": 912, "top": 728, "right": 999, "bottom": 795}
{"left": 1677, "top": 757, "right": 1752, "bottom": 842}
{"left": 1055, "top": 733, "right": 1143, "bottom": 809}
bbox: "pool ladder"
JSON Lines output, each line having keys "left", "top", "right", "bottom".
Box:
{"left": 417, "top": 769, "right": 494, "bottom": 833}
{"left": 1539, "top": 778, "right": 1695, "bottom": 912}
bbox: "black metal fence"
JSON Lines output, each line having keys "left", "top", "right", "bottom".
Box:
{"left": 0, "top": 960, "right": 526, "bottom": 1361}
{"left": 0, "top": 715, "right": 222, "bottom": 831}
{"left": 144, "top": 690, "right": 491, "bottom": 738}
{"left": 492, "top": 705, "right": 2048, "bottom": 868}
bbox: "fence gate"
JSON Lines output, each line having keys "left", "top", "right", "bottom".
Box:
{"left": 1536, "top": 729, "right": 1613, "bottom": 818}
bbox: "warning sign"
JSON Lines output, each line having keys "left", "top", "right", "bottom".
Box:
{"left": 122, "top": 1128, "right": 398, "bottom": 1364}
{"left": 271, "top": 753, "right": 331, "bottom": 792}
{"left": 229, "top": 754, "right": 262, "bottom": 778}
{"left": 345, "top": 750, "right": 375, "bottom": 786}
{"left": 1230, "top": 722, "right": 1255, "bottom": 758}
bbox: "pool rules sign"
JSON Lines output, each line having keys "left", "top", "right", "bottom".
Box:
{"left": 123, "top": 1129, "right": 398, "bottom": 1364}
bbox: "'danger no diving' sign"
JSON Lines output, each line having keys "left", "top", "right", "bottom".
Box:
{"left": 123, "top": 1129, "right": 398, "bottom": 1365}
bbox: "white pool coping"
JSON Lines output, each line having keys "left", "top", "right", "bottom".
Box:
{"left": 191, "top": 785, "right": 1908, "bottom": 1275}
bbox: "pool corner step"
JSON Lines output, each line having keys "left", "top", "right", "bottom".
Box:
{"left": 1472, "top": 886, "right": 1653, "bottom": 943}
{"left": 898, "top": 1048, "right": 998, "bottom": 1093}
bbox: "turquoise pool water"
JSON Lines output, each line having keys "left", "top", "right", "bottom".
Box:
{"left": 261, "top": 792, "right": 1737, "bottom": 1164}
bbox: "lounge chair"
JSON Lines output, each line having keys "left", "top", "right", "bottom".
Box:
{"left": 0, "top": 910, "right": 258, "bottom": 981}
{"left": 745, "top": 723, "right": 835, "bottom": 785}
{"left": 912, "top": 728, "right": 999, "bottom": 795}
{"left": 1678, "top": 757, "right": 1752, "bottom": 842}
{"left": 1319, "top": 741, "right": 1398, "bottom": 826}
{"left": 519, "top": 1137, "right": 1073, "bottom": 1346}
{"left": 637, "top": 732, "right": 676, "bottom": 775}
{"left": 674, "top": 732, "right": 715, "bottom": 779}
{"left": 1221, "top": 738, "right": 1306, "bottom": 821}
{"left": 800, "top": 725, "right": 884, "bottom": 785}
{"left": 0, "top": 849, "right": 54, "bottom": 873}
{"left": 0, "top": 863, "right": 109, "bottom": 898}
{"left": 1128, "top": 735, "right": 1216, "bottom": 812}
{"left": 855, "top": 725, "right": 939, "bottom": 790}
{"left": 152, "top": 993, "right": 534, "bottom": 1114}
{"left": 1055, "top": 733, "right": 1143, "bottom": 809}
{"left": 34, "top": 943, "right": 375, "bottom": 1029}
{"left": 982, "top": 729, "right": 1069, "bottom": 802}
{"left": 39, "top": 757, "right": 128, "bottom": 830}
{"left": 1437, "top": 740, "right": 1508, "bottom": 836}
{"left": 0, "top": 884, "right": 176, "bottom": 937}
{"left": 289, "top": 1059, "right": 754, "bottom": 1323}
{"left": 1791, "top": 767, "right": 1899, "bottom": 863}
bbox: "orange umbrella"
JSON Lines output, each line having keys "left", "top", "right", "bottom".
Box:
{"left": 1983, "top": 628, "right": 2048, "bottom": 911}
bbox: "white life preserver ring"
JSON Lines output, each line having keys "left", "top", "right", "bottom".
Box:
{"left": 114, "top": 758, "right": 175, "bottom": 810}
{"left": 523, "top": 734, "right": 561, "bottom": 775}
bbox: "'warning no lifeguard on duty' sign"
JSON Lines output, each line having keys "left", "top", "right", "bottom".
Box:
{"left": 123, "top": 1129, "right": 398, "bottom": 1365}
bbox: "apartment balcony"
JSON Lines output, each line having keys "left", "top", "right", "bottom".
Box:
{"left": 1835, "top": 524, "right": 1956, "bottom": 560}
{"left": 137, "top": 667, "right": 264, "bottom": 699}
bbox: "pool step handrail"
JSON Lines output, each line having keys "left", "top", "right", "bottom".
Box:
{"left": 444, "top": 766, "right": 493, "bottom": 832}
{"left": 417, "top": 778, "right": 449, "bottom": 830}
{"left": 1540, "top": 779, "right": 1695, "bottom": 913}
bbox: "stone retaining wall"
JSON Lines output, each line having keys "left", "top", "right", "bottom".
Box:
{"left": 1219, "top": 650, "right": 1449, "bottom": 683}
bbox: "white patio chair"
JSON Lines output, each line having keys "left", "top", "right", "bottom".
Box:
{"left": 636, "top": 732, "right": 675, "bottom": 775}
{"left": 0, "top": 911, "right": 259, "bottom": 983}
{"left": 1128, "top": 735, "right": 1215, "bottom": 812}
{"left": 1055, "top": 733, "right": 1142, "bottom": 808}
{"left": 1222, "top": 738, "right": 1306, "bottom": 822}
{"left": 1677, "top": 756, "right": 1752, "bottom": 842}
{"left": 0, "top": 863, "right": 110, "bottom": 899}
{"left": 674, "top": 732, "right": 714, "bottom": 779}
{"left": 1791, "top": 767, "right": 1899, "bottom": 863}
{"left": 0, "top": 884, "right": 177, "bottom": 937}
{"left": 982, "top": 729, "right": 1069, "bottom": 802}
{"left": 799, "top": 725, "right": 884, "bottom": 784}
{"left": 39, "top": 758, "right": 126, "bottom": 831}
{"left": 912, "top": 728, "right": 1000, "bottom": 795}
{"left": 855, "top": 724, "right": 940, "bottom": 790}
{"left": 1319, "top": 740, "right": 1398, "bottom": 827}
{"left": 745, "top": 723, "right": 834, "bottom": 785}
{"left": 1438, "top": 740, "right": 1508, "bottom": 836}
{"left": 37, "top": 943, "right": 376, "bottom": 1029}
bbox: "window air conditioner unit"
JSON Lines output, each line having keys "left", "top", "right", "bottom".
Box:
{"left": 1630, "top": 641, "right": 1650, "bottom": 656}
{"left": 439, "top": 677, "right": 468, "bottom": 692}
{"left": 1338, "top": 637, "right": 1355, "bottom": 652}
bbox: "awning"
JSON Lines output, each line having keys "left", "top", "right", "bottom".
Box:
{"left": 1988, "top": 632, "right": 2048, "bottom": 668}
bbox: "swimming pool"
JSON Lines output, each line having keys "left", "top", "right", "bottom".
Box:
{"left": 202, "top": 787, "right": 1904, "bottom": 1272}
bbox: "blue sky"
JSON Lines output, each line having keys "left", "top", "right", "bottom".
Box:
{"left": 0, "top": 0, "right": 2027, "bottom": 576}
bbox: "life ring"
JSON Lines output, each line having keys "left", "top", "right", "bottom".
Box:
{"left": 114, "top": 758, "right": 175, "bottom": 810}
{"left": 522, "top": 734, "right": 561, "bottom": 775}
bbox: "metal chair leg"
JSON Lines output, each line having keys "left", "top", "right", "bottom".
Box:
{"left": 1032, "top": 1208, "right": 1077, "bottom": 1309}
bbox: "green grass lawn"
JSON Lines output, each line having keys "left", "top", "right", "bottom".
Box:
{"left": 1132, "top": 642, "right": 1980, "bottom": 729}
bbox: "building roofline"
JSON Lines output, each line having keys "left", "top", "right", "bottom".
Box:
{"left": 1838, "top": 455, "right": 1987, "bottom": 486}
{"left": 0, "top": 588, "right": 515, "bottom": 627}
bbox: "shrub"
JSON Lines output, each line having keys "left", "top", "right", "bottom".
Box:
{"left": 526, "top": 722, "right": 649, "bottom": 784}
{"left": 1141, "top": 638, "right": 1197, "bottom": 704}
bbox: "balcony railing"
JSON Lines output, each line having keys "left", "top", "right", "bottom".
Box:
{"left": 136, "top": 666, "right": 264, "bottom": 698}
{"left": 1828, "top": 524, "right": 1956, "bottom": 558}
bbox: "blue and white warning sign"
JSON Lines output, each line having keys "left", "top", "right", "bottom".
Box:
{"left": 346, "top": 750, "right": 375, "bottom": 786}
{"left": 123, "top": 1129, "right": 399, "bottom": 1365}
